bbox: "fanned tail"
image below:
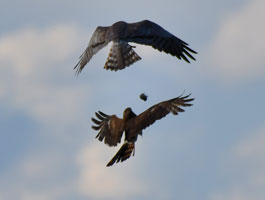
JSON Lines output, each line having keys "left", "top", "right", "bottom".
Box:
{"left": 106, "top": 142, "right": 135, "bottom": 167}
{"left": 104, "top": 41, "right": 141, "bottom": 71}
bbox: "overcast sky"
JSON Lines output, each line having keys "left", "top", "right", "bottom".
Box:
{"left": 1, "top": 0, "right": 265, "bottom": 199}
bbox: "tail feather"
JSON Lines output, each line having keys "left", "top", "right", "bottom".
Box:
{"left": 104, "top": 41, "right": 141, "bottom": 71}
{"left": 106, "top": 142, "right": 135, "bottom": 167}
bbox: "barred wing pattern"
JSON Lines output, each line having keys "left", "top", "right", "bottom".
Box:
{"left": 91, "top": 111, "right": 124, "bottom": 147}
{"left": 74, "top": 26, "right": 109, "bottom": 75}
{"left": 74, "top": 20, "right": 197, "bottom": 74}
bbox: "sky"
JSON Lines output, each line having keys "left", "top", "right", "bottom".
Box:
{"left": 1, "top": 0, "right": 265, "bottom": 199}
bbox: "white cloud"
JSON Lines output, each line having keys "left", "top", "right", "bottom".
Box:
{"left": 235, "top": 125, "right": 265, "bottom": 186}
{"left": 207, "top": 0, "right": 265, "bottom": 83}
{"left": 0, "top": 24, "right": 91, "bottom": 129}
{"left": 0, "top": 25, "right": 82, "bottom": 76}
{"left": 0, "top": 25, "right": 93, "bottom": 199}
{"left": 236, "top": 126, "right": 265, "bottom": 161}
{"left": 210, "top": 123, "right": 265, "bottom": 200}
{"left": 76, "top": 143, "right": 148, "bottom": 200}
{"left": 0, "top": 152, "right": 76, "bottom": 200}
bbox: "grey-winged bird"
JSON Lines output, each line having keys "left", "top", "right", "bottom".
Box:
{"left": 74, "top": 20, "right": 197, "bottom": 74}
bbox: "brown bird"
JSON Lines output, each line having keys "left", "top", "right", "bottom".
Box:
{"left": 74, "top": 20, "right": 197, "bottom": 75}
{"left": 91, "top": 94, "right": 194, "bottom": 167}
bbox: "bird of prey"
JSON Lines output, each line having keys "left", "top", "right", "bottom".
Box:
{"left": 91, "top": 94, "right": 194, "bottom": 166}
{"left": 74, "top": 20, "right": 197, "bottom": 74}
{"left": 139, "top": 93, "right": 148, "bottom": 101}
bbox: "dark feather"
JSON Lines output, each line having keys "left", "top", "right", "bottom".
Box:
{"left": 91, "top": 117, "right": 101, "bottom": 125}
{"left": 95, "top": 112, "right": 105, "bottom": 120}
{"left": 92, "top": 125, "right": 101, "bottom": 130}
{"left": 98, "top": 111, "right": 109, "bottom": 117}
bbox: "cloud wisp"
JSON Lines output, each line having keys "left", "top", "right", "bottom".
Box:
{"left": 206, "top": 0, "right": 265, "bottom": 84}
{"left": 211, "top": 123, "right": 265, "bottom": 200}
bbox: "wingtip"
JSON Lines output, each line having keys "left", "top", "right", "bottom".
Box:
{"left": 91, "top": 125, "right": 100, "bottom": 130}
{"left": 98, "top": 111, "right": 108, "bottom": 117}
{"left": 73, "top": 59, "right": 82, "bottom": 76}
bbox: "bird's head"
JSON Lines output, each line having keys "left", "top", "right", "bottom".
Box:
{"left": 123, "top": 107, "right": 136, "bottom": 120}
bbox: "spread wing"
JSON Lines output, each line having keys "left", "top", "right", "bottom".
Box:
{"left": 74, "top": 26, "right": 109, "bottom": 75}
{"left": 91, "top": 111, "right": 125, "bottom": 147}
{"left": 123, "top": 20, "right": 197, "bottom": 63}
{"left": 128, "top": 94, "right": 194, "bottom": 133}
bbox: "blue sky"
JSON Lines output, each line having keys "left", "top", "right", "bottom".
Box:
{"left": 1, "top": 0, "right": 265, "bottom": 199}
